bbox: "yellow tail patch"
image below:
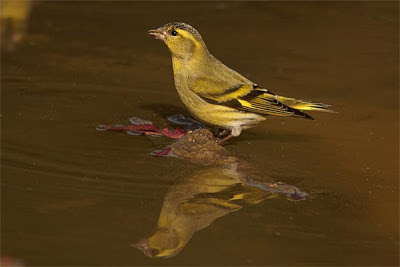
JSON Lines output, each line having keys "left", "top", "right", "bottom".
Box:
{"left": 276, "top": 96, "right": 336, "bottom": 113}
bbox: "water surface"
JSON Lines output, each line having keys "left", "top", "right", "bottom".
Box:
{"left": 1, "top": 1, "right": 399, "bottom": 266}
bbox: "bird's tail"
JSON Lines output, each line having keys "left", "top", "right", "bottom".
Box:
{"left": 276, "top": 95, "right": 336, "bottom": 113}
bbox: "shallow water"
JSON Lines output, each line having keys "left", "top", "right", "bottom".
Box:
{"left": 1, "top": 1, "right": 399, "bottom": 266}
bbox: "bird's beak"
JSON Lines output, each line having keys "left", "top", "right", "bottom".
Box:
{"left": 131, "top": 239, "right": 148, "bottom": 253}
{"left": 148, "top": 27, "right": 166, "bottom": 42}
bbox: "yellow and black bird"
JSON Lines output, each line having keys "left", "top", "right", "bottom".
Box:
{"left": 149, "top": 22, "right": 333, "bottom": 143}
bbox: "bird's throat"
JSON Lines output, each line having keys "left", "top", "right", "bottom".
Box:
{"left": 172, "top": 56, "right": 186, "bottom": 74}
{"left": 172, "top": 48, "right": 209, "bottom": 75}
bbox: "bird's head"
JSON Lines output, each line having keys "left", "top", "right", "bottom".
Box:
{"left": 131, "top": 227, "right": 184, "bottom": 259}
{"left": 148, "top": 22, "right": 208, "bottom": 60}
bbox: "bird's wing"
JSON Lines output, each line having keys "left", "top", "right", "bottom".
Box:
{"left": 190, "top": 76, "right": 254, "bottom": 103}
{"left": 227, "top": 88, "right": 314, "bottom": 119}
{"left": 191, "top": 76, "right": 313, "bottom": 119}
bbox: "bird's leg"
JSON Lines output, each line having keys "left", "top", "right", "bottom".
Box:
{"left": 216, "top": 129, "right": 229, "bottom": 137}
{"left": 217, "top": 127, "right": 241, "bottom": 145}
{"left": 217, "top": 134, "right": 234, "bottom": 145}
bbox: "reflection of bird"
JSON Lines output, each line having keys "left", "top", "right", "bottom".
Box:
{"left": 149, "top": 22, "right": 334, "bottom": 143}
{"left": 131, "top": 129, "right": 308, "bottom": 259}
{"left": 132, "top": 165, "right": 274, "bottom": 258}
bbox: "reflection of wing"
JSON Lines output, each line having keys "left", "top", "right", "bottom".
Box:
{"left": 179, "top": 197, "right": 242, "bottom": 216}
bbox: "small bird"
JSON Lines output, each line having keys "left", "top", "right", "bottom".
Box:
{"left": 148, "top": 22, "right": 333, "bottom": 143}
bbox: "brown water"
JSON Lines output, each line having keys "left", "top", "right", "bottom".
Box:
{"left": 1, "top": 1, "right": 399, "bottom": 266}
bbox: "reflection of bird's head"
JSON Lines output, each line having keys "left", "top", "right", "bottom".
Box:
{"left": 131, "top": 228, "right": 183, "bottom": 259}
{"left": 148, "top": 22, "right": 208, "bottom": 60}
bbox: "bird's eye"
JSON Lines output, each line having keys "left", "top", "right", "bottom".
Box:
{"left": 150, "top": 248, "right": 159, "bottom": 256}
{"left": 171, "top": 30, "right": 178, "bottom": 36}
